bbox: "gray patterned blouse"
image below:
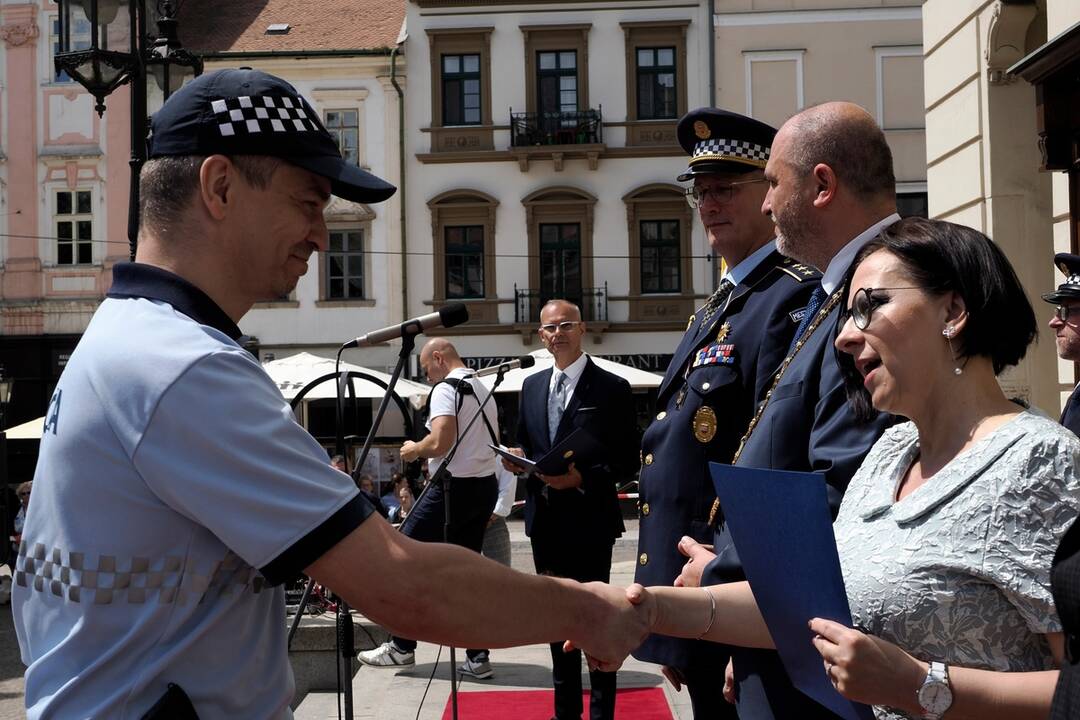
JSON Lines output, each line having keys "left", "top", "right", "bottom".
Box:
{"left": 834, "top": 410, "right": 1080, "bottom": 720}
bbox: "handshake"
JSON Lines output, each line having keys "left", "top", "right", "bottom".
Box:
{"left": 562, "top": 581, "right": 660, "bottom": 673}
{"left": 557, "top": 535, "right": 718, "bottom": 672}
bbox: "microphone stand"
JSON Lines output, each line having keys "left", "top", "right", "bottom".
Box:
{"left": 286, "top": 334, "right": 418, "bottom": 720}
{"left": 418, "top": 365, "right": 509, "bottom": 720}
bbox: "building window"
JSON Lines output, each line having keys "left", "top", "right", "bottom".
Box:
{"left": 55, "top": 189, "right": 93, "bottom": 265}
{"left": 539, "top": 223, "right": 583, "bottom": 303}
{"left": 442, "top": 54, "right": 482, "bottom": 126}
{"left": 537, "top": 51, "right": 578, "bottom": 116}
{"left": 428, "top": 190, "right": 499, "bottom": 322}
{"left": 325, "top": 229, "right": 364, "bottom": 299}
{"left": 50, "top": 16, "right": 91, "bottom": 83}
{"left": 640, "top": 219, "right": 681, "bottom": 292}
{"left": 897, "top": 192, "right": 929, "bottom": 218}
{"left": 522, "top": 187, "right": 598, "bottom": 323}
{"left": 445, "top": 226, "right": 485, "bottom": 299}
{"left": 324, "top": 109, "right": 359, "bottom": 165}
{"left": 636, "top": 47, "right": 677, "bottom": 120}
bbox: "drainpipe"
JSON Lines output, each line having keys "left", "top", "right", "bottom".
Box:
{"left": 390, "top": 43, "right": 408, "bottom": 323}
{"left": 708, "top": 0, "right": 716, "bottom": 106}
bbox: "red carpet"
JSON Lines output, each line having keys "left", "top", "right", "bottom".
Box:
{"left": 441, "top": 687, "right": 673, "bottom": 719}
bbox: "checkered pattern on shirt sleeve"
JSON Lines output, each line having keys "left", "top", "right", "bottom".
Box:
{"left": 210, "top": 95, "right": 318, "bottom": 137}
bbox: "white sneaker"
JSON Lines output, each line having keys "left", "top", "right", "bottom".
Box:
{"left": 358, "top": 641, "right": 415, "bottom": 668}
{"left": 458, "top": 656, "right": 493, "bottom": 680}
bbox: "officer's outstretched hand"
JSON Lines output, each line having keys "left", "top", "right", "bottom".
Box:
{"left": 565, "top": 581, "right": 654, "bottom": 672}
{"left": 674, "top": 536, "right": 716, "bottom": 588}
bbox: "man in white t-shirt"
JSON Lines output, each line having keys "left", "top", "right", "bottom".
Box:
{"left": 12, "top": 68, "right": 649, "bottom": 719}
{"left": 359, "top": 338, "right": 499, "bottom": 670}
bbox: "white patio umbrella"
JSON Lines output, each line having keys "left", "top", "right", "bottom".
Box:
{"left": 3, "top": 416, "right": 46, "bottom": 440}
{"left": 262, "top": 352, "right": 431, "bottom": 409}
{"left": 476, "top": 349, "right": 664, "bottom": 393}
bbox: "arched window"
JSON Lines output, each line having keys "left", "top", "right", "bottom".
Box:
{"left": 428, "top": 190, "right": 499, "bottom": 323}
{"left": 623, "top": 183, "right": 695, "bottom": 322}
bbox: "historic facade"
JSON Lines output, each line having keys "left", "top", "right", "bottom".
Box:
{"left": 922, "top": 0, "right": 1080, "bottom": 415}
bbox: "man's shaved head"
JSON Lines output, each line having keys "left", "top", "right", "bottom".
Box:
{"left": 782, "top": 102, "right": 895, "bottom": 201}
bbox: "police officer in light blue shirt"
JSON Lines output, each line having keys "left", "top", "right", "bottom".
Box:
{"left": 12, "top": 68, "right": 649, "bottom": 719}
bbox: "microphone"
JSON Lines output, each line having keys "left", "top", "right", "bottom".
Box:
{"left": 473, "top": 355, "right": 536, "bottom": 378}
{"left": 342, "top": 303, "right": 469, "bottom": 348}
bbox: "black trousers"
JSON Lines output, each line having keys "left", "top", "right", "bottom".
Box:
{"left": 683, "top": 650, "right": 740, "bottom": 719}
{"left": 392, "top": 474, "right": 498, "bottom": 654}
{"left": 532, "top": 535, "right": 616, "bottom": 720}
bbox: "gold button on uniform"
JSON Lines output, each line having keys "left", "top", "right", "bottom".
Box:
{"left": 656, "top": 411, "right": 667, "bottom": 421}
{"left": 644, "top": 453, "right": 654, "bottom": 465}
{"left": 642, "top": 502, "right": 651, "bottom": 516}
{"left": 639, "top": 553, "right": 649, "bottom": 566}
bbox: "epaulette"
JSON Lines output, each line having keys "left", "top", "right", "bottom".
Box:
{"left": 775, "top": 257, "right": 821, "bottom": 282}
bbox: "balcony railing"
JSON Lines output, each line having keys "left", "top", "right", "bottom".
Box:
{"left": 514, "top": 284, "right": 608, "bottom": 325}
{"left": 510, "top": 108, "right": 603, "bottom": 148}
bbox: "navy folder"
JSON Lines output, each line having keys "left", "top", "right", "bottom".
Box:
{"left": 491, "top": 428, "right": 602, "bottom": 476}
{"left": 709, "top": 462, "right": 875, "bottom": 720}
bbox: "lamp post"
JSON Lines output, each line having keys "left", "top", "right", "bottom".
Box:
{"left": 0, "top": 368, "right": 12, "bottom": 568}
{"left": 54, "top": 0, "right": 203, "bottom": 260}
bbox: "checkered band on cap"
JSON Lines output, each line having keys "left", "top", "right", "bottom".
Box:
{"left": 1066, "top": 273, "right": 1080, "bottom": 286}
{"left": 691, "top": 138, "right": 770, "bottom": 167}
{"left": 210, "top": 94, "right": 318, "bottom": 138}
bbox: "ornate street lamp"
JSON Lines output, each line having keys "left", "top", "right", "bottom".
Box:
{"left": 54, "top": 0, "right": 202, "bottom": 259}
{"left": 55, "top": 0, "right": 138, "bottom": 117}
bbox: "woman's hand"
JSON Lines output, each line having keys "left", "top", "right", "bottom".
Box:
{"left": 809, "top": 618, "right": 926, "bottom": 715}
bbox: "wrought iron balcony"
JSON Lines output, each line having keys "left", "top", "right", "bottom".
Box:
{"left": 510, "top": 108, "right": 603, "bottom": 148}
{"left": 514, "top": 284, "right": 608, "bottom": 325}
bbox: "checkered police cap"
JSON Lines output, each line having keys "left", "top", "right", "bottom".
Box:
{"left": 1042, "top": 252, "right": 1080, "bottom": 304}
{"left": 148, "top": 68, "right": 395, "bottom": 204}
{"left": 691, "top": 138, "right": 770, "bottom": 166}
{"left": 676, "top": 107, "right": 777, "bottom": 181}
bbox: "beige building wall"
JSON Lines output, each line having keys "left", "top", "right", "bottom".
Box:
{"left": 1045, "top": 2, "right": 1080, "bottom": 412}
{"left": 923, "top": 0, "right": 1068, "bottom": 415}
{"left": 713, "top": 3, "right": 926, "bottom": 201}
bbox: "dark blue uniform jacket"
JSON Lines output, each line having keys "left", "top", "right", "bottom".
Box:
{"left": 633, "top": 250, "right": 819, "bottom": 670}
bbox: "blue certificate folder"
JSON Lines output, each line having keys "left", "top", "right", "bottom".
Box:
{"left": 709, "top": 463, "right": 875, "bottom": 720}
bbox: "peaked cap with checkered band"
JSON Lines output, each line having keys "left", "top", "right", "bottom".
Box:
{"left": 676, "top": 107, "right": 777, "bottom": 181}
{"left": 1042, "top": 253, "right": 1080, "bottom": 304}
{"left": 148, "top": 68, "right": 395, "bottom": 203}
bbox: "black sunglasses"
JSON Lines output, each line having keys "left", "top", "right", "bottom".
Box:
{"left": 850, "top": 287, "right": 922, "bottom": 330}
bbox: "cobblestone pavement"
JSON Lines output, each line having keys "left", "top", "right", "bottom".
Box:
{"left": 0, "top": 573, "right": 25, "bottom": 720}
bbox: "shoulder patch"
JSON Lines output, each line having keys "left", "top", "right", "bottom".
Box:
{"left": 776, "top": 261, "right": 821, "bottom": 282}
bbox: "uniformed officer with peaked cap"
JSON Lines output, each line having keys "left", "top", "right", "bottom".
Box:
{"left": 631, "top": 107, "right": 820, "bottom": 717}
{"left": 1044, "top": 253, "right": 1080, "bottom": 437}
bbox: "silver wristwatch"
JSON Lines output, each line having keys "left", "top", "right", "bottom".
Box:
{"left": 916, "top": 661, "right": 953, "bottom": 719}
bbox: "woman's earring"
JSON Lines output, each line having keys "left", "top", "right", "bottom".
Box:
{"left": 943, "top": 325, "right": 962, "bottom": 375}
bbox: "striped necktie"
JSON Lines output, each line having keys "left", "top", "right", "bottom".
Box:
{"left": 547, "top": 371, "right": 567, "bottom": 443}
{"left": 788, "top": 286, "right": 828, "bottom": 353}
{"left": 700, "top": 278, "right": 735, "bottom": 325}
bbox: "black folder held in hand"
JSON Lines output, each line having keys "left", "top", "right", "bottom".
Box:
{"left": 491, "top": 428, "right": 602, "bottom": 476}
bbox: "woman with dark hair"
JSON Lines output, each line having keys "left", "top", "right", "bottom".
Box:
{"left": 622, "top": 218, "right": 1080, "bottom": 719}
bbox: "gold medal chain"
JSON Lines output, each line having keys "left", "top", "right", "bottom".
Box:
{"left": 706, "top": 288, "right": 845, "bottom": 527}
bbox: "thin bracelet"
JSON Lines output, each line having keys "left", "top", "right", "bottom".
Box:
{"left": 698, "top": 587, "right": 716, "bottom": 639}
